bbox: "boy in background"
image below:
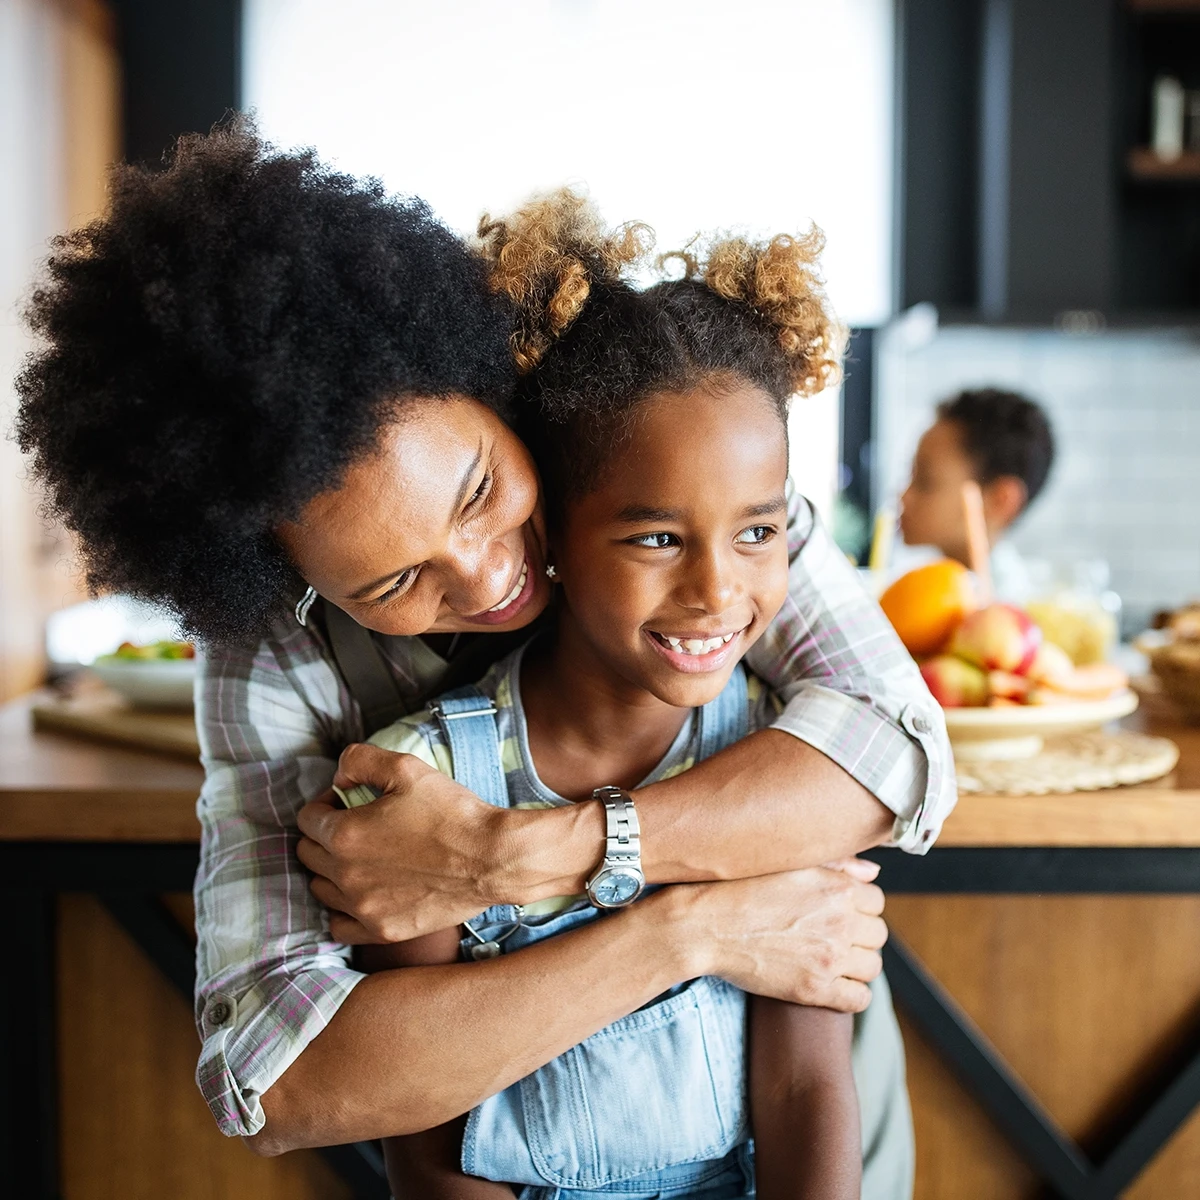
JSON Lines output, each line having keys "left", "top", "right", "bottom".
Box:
{"left": 899, "top": 388, "right": 1056, "bottom": 601}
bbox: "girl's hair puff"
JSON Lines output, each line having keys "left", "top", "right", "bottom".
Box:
{"left": 478, "top": 189, "right": 844, "bottom": 518}
{"left": 663, "top": 229, "right": 844, "bottom": 398}
{"left": 477, "top": 190, "right": 653, "bottom": 373}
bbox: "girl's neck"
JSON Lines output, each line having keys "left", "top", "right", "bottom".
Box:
{"left": 519, "top": 616, "right": 692, "bottom": 800}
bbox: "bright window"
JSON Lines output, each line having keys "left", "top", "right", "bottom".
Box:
{"left": 244, "top": 0, "right": 894, "bottom": 516}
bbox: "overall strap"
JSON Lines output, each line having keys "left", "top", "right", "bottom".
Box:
{"left": 321, "top": 600, "right": 409, "bottom": 736}
{"left": 429, "top": 686, "right": 509, "bottom": 810}
{"left": 696, "top": 665, "right": 750, "bottom": 762}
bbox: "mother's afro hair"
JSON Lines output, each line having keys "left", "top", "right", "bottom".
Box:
{"left": 14, "top": 119, "right": 515, "bottom": 643}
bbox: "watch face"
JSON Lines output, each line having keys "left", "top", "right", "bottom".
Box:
{"left": 593, "top": 869, "right": 641, "bottom": 907}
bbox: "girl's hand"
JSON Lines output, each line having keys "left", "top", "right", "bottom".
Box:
{"left": 658, "top": 867, "right": 887, "bottom": 1013}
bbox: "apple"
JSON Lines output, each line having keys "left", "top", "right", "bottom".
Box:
{"left": 921, "top": 655, "right": 989, "bottom": 707}
{"left": 1027, "top": 641, "right": 1075, "bottom": 688}
{"left": 988, "top": 670, "right": 1031, "bottom": 702}
{"left": 949, "top": 604, "right": 1042, "bottom": 674}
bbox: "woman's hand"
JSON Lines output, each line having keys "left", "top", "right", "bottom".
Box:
{"left": 298, "top": 742, "right": 605, "bottom": 943}
{"left": 663, "top": 862, "right": 887, "bottom": 1012}
{"left": 297, "top": 744, "right": 519, "bottom": 943}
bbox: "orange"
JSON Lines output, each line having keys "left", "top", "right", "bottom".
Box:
{"left": 879, "top": 560, "right": 977, "bottom": 657}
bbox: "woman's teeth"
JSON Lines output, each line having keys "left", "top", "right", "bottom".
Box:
{"left": 658, "top": 632, "right": 737, "bottom": 656}
{"left": 488, "top": 562, "right": 528, "bottom": 612}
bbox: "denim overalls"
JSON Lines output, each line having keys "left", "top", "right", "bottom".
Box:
{"left": 431, "top": 668, "right": 755, "bottom": 1197}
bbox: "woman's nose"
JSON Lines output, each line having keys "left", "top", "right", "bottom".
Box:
{"left": 441, "top": 533, "right": 514, "bottom": 615}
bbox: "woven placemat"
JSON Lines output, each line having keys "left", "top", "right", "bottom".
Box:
{"left": 955, "top": 730, "right": 1180, "bottom": 796}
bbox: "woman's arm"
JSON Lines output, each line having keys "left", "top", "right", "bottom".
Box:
{"left": 357, "top": 935, "right": 519, "bottom": 1200}
{"left": 297, "top": 494, "right": 953, "bottom": 940}
{"left": 249, "top": 868, "right": 886, "bottom": 1155}
{"left": 750, "top": 998, "right": 860, "bottom": 1200}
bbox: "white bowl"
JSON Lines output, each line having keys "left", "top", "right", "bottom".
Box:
{"left": 89, "top": 657, "right": 197, "bottom": 710}
{"left": 943, "top": 690, "right": 1139, "bottom": 761}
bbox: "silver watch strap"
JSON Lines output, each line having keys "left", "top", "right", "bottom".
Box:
{"left": 592, "top": 785, "right": 640, "bottom": 865}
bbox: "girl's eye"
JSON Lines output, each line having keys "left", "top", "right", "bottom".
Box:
{"left": 735, "top": 525, "right": 775, "bottom": 545}
{"left": 629, "top": 532, "right": 678, "bottom": 549}
{"left": 376, "top": 567, "right": 418, "bottom": 604}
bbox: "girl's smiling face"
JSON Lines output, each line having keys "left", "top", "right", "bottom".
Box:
{"left": 551, "top": 380, "right": 791, "bottom": 711}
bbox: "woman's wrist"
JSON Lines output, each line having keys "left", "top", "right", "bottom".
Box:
{"left": 486, "top": 799, "right": 605, "bottom": 906}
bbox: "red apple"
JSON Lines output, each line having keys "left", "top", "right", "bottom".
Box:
{"left": 949, "top": 604, "right": 1042, "bottom": 674}
{"left": 921, "top": 655, "right": 989, "bottom": 707}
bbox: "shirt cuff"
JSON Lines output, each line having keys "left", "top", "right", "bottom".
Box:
{"left": 770, "top": 683, "right": 953, "bottom": 855}
{"left": 196, "top": 962, "right": 365, "bottom": 1137}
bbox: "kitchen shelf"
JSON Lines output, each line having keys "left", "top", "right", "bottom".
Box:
{"left": 1128, "top": 0, "right": 1200, "bottom": 14}
{"left": 1128, "top": 146, "right": 1200, "bottom": 179}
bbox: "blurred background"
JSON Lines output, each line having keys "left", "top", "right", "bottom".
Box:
{"left": 7, "top": 0, "right": 1200, "bottom": 703}
{"left": 6, "top": 3, "right": 1200, "bottom": 1199}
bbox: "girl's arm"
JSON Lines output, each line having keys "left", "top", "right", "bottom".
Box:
{"left": 296, "top": 494, "right": 954, "bottom": 943}
{"left": 750, "top": 997, "right": 860, "bottom": 1200}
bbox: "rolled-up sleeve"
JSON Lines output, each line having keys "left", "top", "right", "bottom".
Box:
{"left": 743, "top": 489, "right": 956, "bottom": 853}
{"left": 193, "top": 630, "right": 367, "bottom": 1137}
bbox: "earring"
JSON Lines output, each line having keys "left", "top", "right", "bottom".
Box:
{"left": 545, "top": 564, "right": 557, "bottom": 580}
{"left": 295, "top": 585, "right": 318, "bottom": 627}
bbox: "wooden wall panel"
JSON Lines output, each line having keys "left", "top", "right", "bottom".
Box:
{"left": 58, "top": 894, "right": 349, "bottom": 1200}
{"left": 889, "top": 895, "right": 1200, "bottom": 1197}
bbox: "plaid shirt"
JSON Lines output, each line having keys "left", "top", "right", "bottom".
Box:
{"left": 192, "top": 490, "right": 955, "bottom": 1137}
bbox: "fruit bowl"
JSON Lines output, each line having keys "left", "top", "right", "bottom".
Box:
{"left": 89, "top": 656, "right": 197, "bottom": 710}
{"left": 943, "top": 690, "right": 1139, "bottom": 761}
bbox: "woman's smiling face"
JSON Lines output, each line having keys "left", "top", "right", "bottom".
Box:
{"left": 278, "top": 396, "right": 552, "bottom": 636}
{"left": 550, "top": 380, "right": 791, "bottom": 710}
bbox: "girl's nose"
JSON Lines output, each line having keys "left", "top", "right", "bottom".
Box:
{"left": 678, "top": 547, "right": 738, "bottom": 614}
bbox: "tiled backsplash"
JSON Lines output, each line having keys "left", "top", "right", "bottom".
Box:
{"left": 874, "top": 316, "right": 1200, "bottom": 630}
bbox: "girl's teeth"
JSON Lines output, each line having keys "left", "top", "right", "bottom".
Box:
{"left": 660, "top": 632, "right": 737, "bottom": 655}
{"left": 488, "top": 563, "right": 528, "bottom": 612}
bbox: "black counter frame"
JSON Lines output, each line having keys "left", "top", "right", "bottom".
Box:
{"left": 6, "top": 842, "right": 1200, "bottom": 1199}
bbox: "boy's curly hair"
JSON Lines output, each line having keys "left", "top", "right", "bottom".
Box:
{"left": 14, "top": 119, "right": 515, "bottom": 643}
{"left": 938, "top": 388, "right": 1056, "bottom": 508}
{"left": 476, "top": 189, "right": 844, "bottom": 518}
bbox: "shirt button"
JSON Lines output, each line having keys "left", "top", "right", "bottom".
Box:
{"left": 207, "top": 998, "right": 232, "bottom": 1027}
{"left": 912, "top": 715, "right": 931, "bottom": 734}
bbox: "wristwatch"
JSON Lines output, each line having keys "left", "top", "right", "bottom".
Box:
{"left": 585, "top": 787, "right": 645, "bottom": 909}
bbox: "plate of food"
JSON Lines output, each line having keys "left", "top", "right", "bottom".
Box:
{"left": 879, "top": 561, "right": 1134, "bottom": 761}
{"left": 89, "top": 640, "right": 197, "bottom": 710}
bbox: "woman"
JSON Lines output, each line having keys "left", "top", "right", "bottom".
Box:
{"left": 15, "top": 124, "right": 953, "bottom": 1175}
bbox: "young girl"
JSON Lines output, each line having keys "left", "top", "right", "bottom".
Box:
{"left": 340, "top": 192, "right": 909, "bottom": 1199}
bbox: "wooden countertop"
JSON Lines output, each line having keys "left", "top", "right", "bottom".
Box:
{"left": 3, "top": 688, "right": 1200, "bottom": 847}
{"left": 0, "top": 692, "right": 203, "bottom": 841}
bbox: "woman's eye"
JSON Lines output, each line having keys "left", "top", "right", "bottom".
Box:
{"left": 630, "top": 532, "right": 677, "bottom": 549}
{"left": 376, "top": 567, "right": 418, "bottom": 604}
{"left": 735, "top": 525, "right": 775, "bottom": 545}
{"left": 466, "top": 472, "right": 493, "bottom": 510}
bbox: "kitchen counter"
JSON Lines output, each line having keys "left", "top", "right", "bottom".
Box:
{"left": 5, "top": 689, "right": 1200, "bottom": 1200}
{"left": 5, "top": 688, "right": 1198, "bottom": 846}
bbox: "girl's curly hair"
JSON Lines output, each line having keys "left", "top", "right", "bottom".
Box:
{"left": 476, "top": 189, "right": 844, "bottom": 518}
{"left": 14, "top": 119, "right": 515, "bottom": 643}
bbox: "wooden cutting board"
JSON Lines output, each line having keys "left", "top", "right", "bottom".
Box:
{"left": 31, "top": 692, "right": 200, "bottom": 760}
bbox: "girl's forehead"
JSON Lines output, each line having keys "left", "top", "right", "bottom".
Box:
{"left": 581, "top": 383, "right": 788, "bottom": 512}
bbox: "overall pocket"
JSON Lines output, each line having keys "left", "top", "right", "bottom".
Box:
{"left": 517, "top": 975, "right": 747, "bottom": 1189}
